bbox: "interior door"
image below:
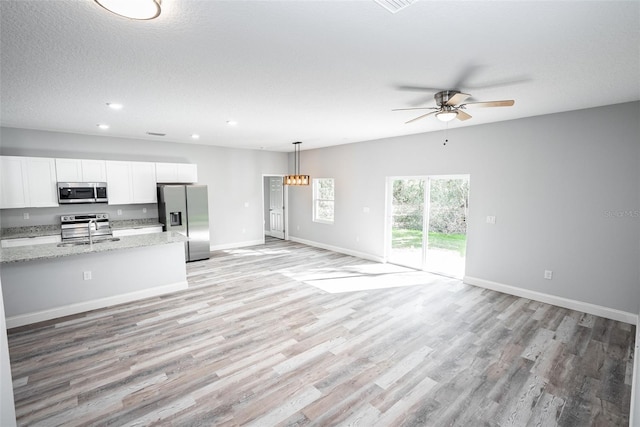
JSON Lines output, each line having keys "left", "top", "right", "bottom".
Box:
{"left": 268, "top": 177, "right": 285, "bottom": 239}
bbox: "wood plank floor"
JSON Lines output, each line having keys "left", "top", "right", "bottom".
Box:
{"left": 7, "top": 238, "right": 635, "bottom": 426}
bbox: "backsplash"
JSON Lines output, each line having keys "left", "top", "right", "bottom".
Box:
{"left": 0, "top": 204, "right": 158, "bottom": 228}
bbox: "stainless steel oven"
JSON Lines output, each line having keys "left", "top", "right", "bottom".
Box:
{"left": 60, "top": 213, "right": 112, "bottom": 241}
{"left": 58, "top": 182, "right": 108, "bottom": 204}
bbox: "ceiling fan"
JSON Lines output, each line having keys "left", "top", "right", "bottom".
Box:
{"left": 393, "top": 90, "right": 515, "bottom": 124}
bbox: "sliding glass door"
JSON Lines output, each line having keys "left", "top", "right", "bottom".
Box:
{"left": 388, "top": 175, "right": 469, "bottom": 278}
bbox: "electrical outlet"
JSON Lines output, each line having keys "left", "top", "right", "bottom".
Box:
{"left": 544, "top": 270, "right": 553, "bottom": 280}
{"left": 117, "top": 209, "right": 122, "bottom": 216}
{"left": 486, "top": 216, "right": 496, "bottom": 224}
{"left": 142, "top": 207, "right": 147, "bottom": 213}
{"left": 83, "top": 271, "right": 92, "bottom": 281}
{"left": 23, "top": 212, "right": 29, "bottom": 220}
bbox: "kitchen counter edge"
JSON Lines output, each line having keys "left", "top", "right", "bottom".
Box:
{"left": 0, "top": 231, "right": 188, "bottom": 264}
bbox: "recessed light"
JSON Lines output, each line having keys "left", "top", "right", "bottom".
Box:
{"left": 226, "top": 120, "right": 238, "bottom": 126}
{"left": 97, "top": 124, "right": 109, "bottom": 130}
{"left": 191, "top": 134, "right": 200, "bottom": 139}
{"left": 107, "top": 103, "right": 123, "bottom": 110}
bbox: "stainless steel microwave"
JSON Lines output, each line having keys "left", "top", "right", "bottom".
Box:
{"left": 57, "top": 182, "right": 108, "bottom": 204}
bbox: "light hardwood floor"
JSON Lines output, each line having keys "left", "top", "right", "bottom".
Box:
{"left": 7, "top": 238, "right": 635, "bottom": 426}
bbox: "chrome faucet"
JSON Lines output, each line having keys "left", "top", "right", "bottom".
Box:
{"left": 87, "top": 218, "right": 97, "bottom": 245}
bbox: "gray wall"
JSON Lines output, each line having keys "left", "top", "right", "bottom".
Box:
{"left": 0, "top": 128, "right": 288, "bottom": 248}
{"left": 0, "top": 278, "right": 16, "bottom": 427}
{"left": 288, "top": 102, "right": 640, "bottom": 314}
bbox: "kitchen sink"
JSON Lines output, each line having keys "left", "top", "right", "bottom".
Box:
{"left": 94, "top": 237, "right": 121, "bottom": 244}
{"left": 57, "top": 241, "right": 90, "bottom": 247}
{"left": 57, "top": 237, "right": 120, "bottom": 247}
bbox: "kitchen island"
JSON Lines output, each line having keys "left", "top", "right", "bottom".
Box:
{"left": 0, "top": 231, "right": 189, "bottom": 328}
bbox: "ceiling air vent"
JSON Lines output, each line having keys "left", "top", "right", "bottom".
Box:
{"left": 373, "top": 0, "right": 418, "bottom": 14}
{"left": 146, "top": 132, "right": 166, "bottom": 137}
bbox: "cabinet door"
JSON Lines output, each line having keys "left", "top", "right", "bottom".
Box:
{"left": 131, "top": 162, "right": 157, "bottom": 203}
{"left": 25, "top": 157, "right": 58, "bottom": 207}
{"left": 81, "top": 160, "right": 107, "bottom": 182}
{"left": 106, "top": 161, "right": 132, "bottom": 205}
{"left": 55, "top": 158, "right": 82, "bottom": 182}
{"left": 0, "top": 156, "right": 28, "bottom": 208}
{"left": 177, "top": 163, "right": 198, "bottom": 183}
{"left": 155, "top": 163, "right": 177, "bottom": 183}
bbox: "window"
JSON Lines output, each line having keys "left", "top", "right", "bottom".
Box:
{"left": 313, "top": 178, "right": 334, "bottom": 224}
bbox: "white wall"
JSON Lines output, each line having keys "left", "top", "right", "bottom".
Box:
{"left": 0, "top": 128, "right": 288, "bottom": 248}
{"left": 288, "top": 102, "right": 640, "bottom": 315}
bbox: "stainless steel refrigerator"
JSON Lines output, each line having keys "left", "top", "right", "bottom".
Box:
{"left": 157, "top": 184, "right": 210, "bottom": 262}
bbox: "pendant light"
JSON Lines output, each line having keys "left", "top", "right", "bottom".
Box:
{"left": 284, "top": 142, "right": 310, "bottom": 186}
{"left": 94, "top": 0, "right": 161, "bottom": 20}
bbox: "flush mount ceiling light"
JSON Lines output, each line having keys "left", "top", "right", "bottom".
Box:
{"left": 284, "top": 141, "right": 310, "bottom": 186}
{"left": 94, "top": 0, "right": 161, "bottom": 20}
{"left": 106, "top": 102, "right": 123, "bottom": 110}
{"left": 226, "top": 120, "right": 238, "bottom": 126}
{"left": 191, "top": 134, "right": 200, "bottom": 139}
{"left": 97, "top": 124, "right": 109, "bottom": 130}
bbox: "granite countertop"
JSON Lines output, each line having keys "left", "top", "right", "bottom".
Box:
{"left": 0, "top": 231, "right": 187, "bottom": 264}
{"left": 1, "top": 219, "right": 164, "bottom": 240}
{"left": 0, "top": 225, "right": 61, "bottom": 239}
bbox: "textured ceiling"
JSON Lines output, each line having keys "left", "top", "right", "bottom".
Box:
{"left": 1, "top": 0, "right": 638, "bottom": 152}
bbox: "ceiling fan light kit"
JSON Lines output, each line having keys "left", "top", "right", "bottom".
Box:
{"left": 284, "top": 142, "right": 310, "bottom": 186}
{"left": 94, "top": 0, "right": 161, "bottom": 20}
{"left": 436, "top": 111, "right": 458, "bottom": 122}
{"left": 393, "top": 90, "right": 515, "bottom": 124}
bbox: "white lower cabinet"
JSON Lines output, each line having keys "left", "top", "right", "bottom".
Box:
{"left": 0, "top": 156, "right": 58, "bottom": 208}
{"left": 106, "top": 161, "right": 157, "bottom": 205}
{"left": 1, "top": 235, "right": 61, "bottom": 248}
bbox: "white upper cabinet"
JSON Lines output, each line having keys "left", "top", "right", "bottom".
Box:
{"left": 131, "top": 161, "right": 157, "bottom": 203}
{"left": 155, "top": 162, "right": 198, "bottom": 183}
{"left": 0, "top": 156, "right": 58, "bottom": 208}
{"left": 55, "top": 158, "right": 107, "bottom": 182}
{"left": 106, "top": 161, "right": 157, "bottom": 205}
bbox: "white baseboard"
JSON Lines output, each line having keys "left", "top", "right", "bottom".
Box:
{"left": 6, "top": 281, "right": 189, "bottom": 329}
{"left": 630, "top": 315, "right": 640, "bottom": 427}
{"left": 463, "top": 276, "right": 637, "bottom": 325}
{"left": 288, "top": 236, "right": 384, "bottom": 263}
{"left": 210, "top": 239, "right": 265, "bottom": 251}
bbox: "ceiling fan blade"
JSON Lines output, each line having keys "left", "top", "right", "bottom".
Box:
{"left": 446, "top": 92, "right": 471, "bottom": 106}
{"left": 392, "top": 107, "right": 438, "bottom": 111}
{"left": 395, "top": 85, "right": 443, "bottom": 92}
{"left": 405, "top": 111, "right": 438, "bottom": 124}
{"left": 456, "top": 110, "right": 472, "bottom": 121}
{"left": 462, "top": 100, "right": 515, "bottom": 108}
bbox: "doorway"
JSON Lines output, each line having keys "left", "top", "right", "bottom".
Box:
{"left": 387, "top": 175, "right": 469, "bottom": 278}
{"left": 263, "top": 175, "right": 286, "bottom": 240}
